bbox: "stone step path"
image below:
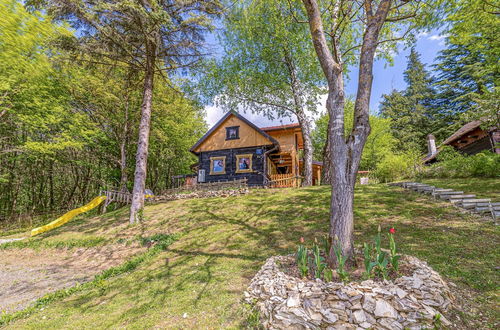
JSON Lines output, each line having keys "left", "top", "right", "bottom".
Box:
{"left": 388, "top": 182, "right": 499, "bottom": 224}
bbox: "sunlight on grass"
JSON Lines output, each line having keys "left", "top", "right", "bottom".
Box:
{"left": 3, "top": 181, "right": 499, "bottom": 328}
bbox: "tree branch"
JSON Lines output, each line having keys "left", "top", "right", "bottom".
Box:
{"left": 301, "top": 0, "right": 342, "bottom": 86}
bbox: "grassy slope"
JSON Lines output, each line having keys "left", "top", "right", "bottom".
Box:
{"left": 3, "top": 182, "right": 499, "bottom": 329}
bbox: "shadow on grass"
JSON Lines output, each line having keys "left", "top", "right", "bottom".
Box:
{"left": 5, "top": 184, "right": 499, "bottom": 328}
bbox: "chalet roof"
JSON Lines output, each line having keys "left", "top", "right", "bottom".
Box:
{"left": 423, "top": 118, "right": 487, "bottom": 163}
{"left": 261, "top": 123, "right": 301, "bottom": 131}
{"left": 189, "top": 112, "right": 279, "bottom": 154}
{"left": 442, "top": 119, "right": 484, "bottom": 145}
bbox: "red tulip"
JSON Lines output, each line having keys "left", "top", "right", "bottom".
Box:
{"left": 300, "top": 237, "right": 304, "bottom": 243}
{"left": 389, "top": 228, "right": 396, "bottom": 234}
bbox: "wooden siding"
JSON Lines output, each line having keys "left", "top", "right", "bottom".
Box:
{"left": 199, "top": 146, "right": 270, "bottom": 185}
{"left": 266, "top": 129, "right": 303, "bottom": 153}
{"left": 193, "top": 115, "right": 273, "bottom": 153}
{"left": 460, "top": 136, "right": 494, "bottom": 155}
{"left": 449, "top": 127, "right": 490, "bottom": 151}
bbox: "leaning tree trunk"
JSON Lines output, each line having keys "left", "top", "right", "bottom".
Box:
{"left": 129, "top": 46, "right": 155, "bottom": 224}
{"left": 296, "top": 112, "right": 313, "bottom": 186}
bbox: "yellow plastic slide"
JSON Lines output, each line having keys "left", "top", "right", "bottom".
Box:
{"left": 30, "top": 196, "right": 107, "bottom": 237}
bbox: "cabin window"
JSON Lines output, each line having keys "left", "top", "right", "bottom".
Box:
{"left": 235, "top": 154, "right": 252, "bottom": 173}
{"left": 210, "top": 156, "right": 226, "bottom": 175}
{"left": 226, "top": 126, "right": 239, "bottom": 140}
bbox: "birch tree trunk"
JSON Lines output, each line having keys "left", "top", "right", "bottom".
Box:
{"left": 322, "top": 121, "right": 332, "bottom": 185}
{"left": 129, "top": 43, "right": 156, "bottom": 224}
{"left": 284, "top": 50, "right": 314, "bottom": 186}
{"left": 296, "top": 112, "right": 314, "bottom": 186}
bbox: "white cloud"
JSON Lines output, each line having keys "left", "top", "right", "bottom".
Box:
{"left": 428, "top": 34, "right": 449, "bottom": 46}
{"left": 428, "top": 35, "right": 444, "bottom": 41}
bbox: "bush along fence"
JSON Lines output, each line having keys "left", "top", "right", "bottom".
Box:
{"left": 389, "top": 182, "right": 499, "bottom": 224}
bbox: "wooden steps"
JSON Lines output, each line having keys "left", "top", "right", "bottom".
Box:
{"left": 389, "top": 181, "right": 499, "bottom": 224}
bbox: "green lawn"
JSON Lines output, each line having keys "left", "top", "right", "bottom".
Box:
{"left": 2, "top": 182, "right": 499, "bottom": 329}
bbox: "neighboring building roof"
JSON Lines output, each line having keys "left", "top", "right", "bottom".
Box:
{"left": 442, "top": 119, "right": 484, "bottom": 145}
{"left": 189, "top": 112, "right": 279, "bottom": 154}
{"left": 260, "top": 123, "right": 301, "bottom": 131}
{"left": 423, "top": 118, "right": 490, "bottom": 163}
{"left": 422, "top": 152, "right": 438, "bottom": 163}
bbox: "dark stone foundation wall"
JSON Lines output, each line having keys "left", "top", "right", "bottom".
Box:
{"left": 199, "top": 146, "right": 271, "bottom": 185}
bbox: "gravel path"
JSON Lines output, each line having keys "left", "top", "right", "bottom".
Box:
{"left": 0, "top": 244, "right": 144, "bottom": 313}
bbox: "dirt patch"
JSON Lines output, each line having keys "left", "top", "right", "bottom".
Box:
{"left": 0, "top": 243, "right": 144, "bottom": 313}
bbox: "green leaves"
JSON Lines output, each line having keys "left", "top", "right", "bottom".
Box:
{"left": 363, "top": 226, "right": 401, "bottom": 280}
{"left": 312, "top": 243, "right": 326, "bottom": 279}
{"left": 200, "top": 0, "right": 323, "bottom": 119}
{"left": 296, "top": 244, "right": 309, "bottom": 278}
{"left": 332, "top": 238, "right": 349, "bottom": 282}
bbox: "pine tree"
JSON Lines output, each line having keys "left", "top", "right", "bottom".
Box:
{"left": 380, "top": 48, "right": 437, "bottom": 152}
{"left": 433, "top": 42, "right": 496, "bottom": 132}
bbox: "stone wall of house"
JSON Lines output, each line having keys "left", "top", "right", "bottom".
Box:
{"left": 245, "top": 255, "right": 455, "bottom": 329}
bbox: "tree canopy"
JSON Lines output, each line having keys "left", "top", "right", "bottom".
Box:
{"left": 0, "top": 0, "right": 206, "bottom": 223}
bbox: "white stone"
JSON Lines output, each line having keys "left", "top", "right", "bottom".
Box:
{"left": 321, "top": 309, "right": 338, "bottom": 324}
{"left": 351, "top": 302, "right": 362, "bottom": 310}
{"left": 286, "top": 293, "right": 300, "bottom": 307}
{"left": 396, "top": 288, "right": 407, "bottom": 299}
{"left": 353, "top": 310, "right": 366, "bottom": 324}
{"left": 359, "top": 322, "right": 372, "bottom": 329}
{"left": 412, "top": 275, "right": 424, "bottom": 289}
{"left": 362, "top": 295, "right": 376, "bottom": 313}
{"left": 374, "top": 299, "right": 398, "bottom": 319}
{"left": 365, "top": 312, "right": 376, "bottom": 324}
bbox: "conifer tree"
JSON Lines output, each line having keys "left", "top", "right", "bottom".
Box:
{"left": 380, "top": 48, "right": 437, "bottom": 152}
{"left": 433, "top": 43, "right": 498, "bottom": 130}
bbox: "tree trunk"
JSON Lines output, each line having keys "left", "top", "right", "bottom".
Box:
{"left": 282, "top": 48, "right": 314, "bottom": 187}
{"left": 322, "top": 120, "right": 332, "bottom": 185}
{"left": 119, "top": 98, "right": 130, "bottom": 192}
{"left": 296, "top": 112, "right": 313, "bottom": 186}
{"left": 301, "top": 0, "right": 391, "bottom": 265}
{"left": 325, "top": 73, "right": 356, "bottom": 264}
{"left": 129, "top": 46, "right": 155, "bottom": 224}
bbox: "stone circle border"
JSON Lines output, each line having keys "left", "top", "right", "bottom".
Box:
{"left": 244, "top": 255, "right": 455, "bottom": 329}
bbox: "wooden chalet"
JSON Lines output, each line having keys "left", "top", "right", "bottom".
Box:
{"left": 424, "top": 119, "right": 500, "bottom": 163}
{"left": 190, "top": 112, "right": 322, "bottom": 187}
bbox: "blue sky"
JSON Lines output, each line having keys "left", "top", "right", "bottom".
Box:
{"left": 205, "top": 29, "right": 447, "bottom": 127}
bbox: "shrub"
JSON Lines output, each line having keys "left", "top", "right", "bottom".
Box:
{"left": 420, "top": 147, "right": 500, "bottom": 178}
{"left": 374, "top": 152, "right": 417, "bottom": 182}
